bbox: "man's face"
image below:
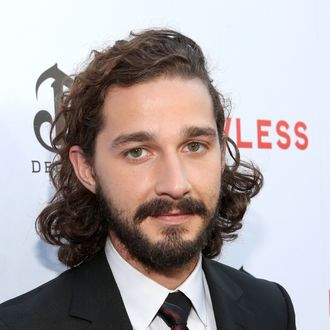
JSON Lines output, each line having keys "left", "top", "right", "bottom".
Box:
{"left": 93, "top": 76, "right": 223, "bottom": 270}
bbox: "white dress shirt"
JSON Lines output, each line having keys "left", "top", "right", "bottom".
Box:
{"left": 105, "top": 239, "right": 217, "bottom": 330}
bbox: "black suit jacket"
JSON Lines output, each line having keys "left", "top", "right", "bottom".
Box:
{"left": 0, "top": 251, "right": 296, "bottom": 330}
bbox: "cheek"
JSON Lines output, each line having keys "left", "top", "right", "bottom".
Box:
{"left": 95, "top": 161, "right": 154, "bottom": 213}
{"left": 188, "top": 156, "right": 222, "bottom": 194}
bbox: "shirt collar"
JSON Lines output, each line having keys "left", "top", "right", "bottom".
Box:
{"left": 178, "top": 255, "right": 207, "bottom": 326}
{"left": 104, "top": 238, "right": 207, "bottom": 329}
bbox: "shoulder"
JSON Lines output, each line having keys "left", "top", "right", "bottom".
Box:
{"left": 205, "top": 257, "right": 288, "bottom": 296}
{"left": 0, "top": 251, "right": 110, "bottom": 330}
{"left": 211, "top": 259, "right": 283, "bottom": 294}
{"left": 203, "top": 258, "right": 296, "bottom": 329}
{"left": 0, "top": 267, "right": 75, "bottom": 329}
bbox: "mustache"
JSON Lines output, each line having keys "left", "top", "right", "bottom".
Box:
{"left": 134, "top": 197, "right": 209, "bottom": 224}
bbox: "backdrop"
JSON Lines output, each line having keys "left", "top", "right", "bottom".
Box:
{"left": 0, "top": 1, "right": 329, "bottom": 329}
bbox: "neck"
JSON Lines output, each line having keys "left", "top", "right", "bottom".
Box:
{"left": 109, "top": 233, "right": 199, "bottom": 290}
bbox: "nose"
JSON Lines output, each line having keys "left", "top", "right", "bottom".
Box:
{"left": 154, "top": 155, "right": 192, "bottom": 200}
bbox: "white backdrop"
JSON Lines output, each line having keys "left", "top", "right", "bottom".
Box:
{"left": 0, "top": 1, "right": 329, "bottom": 329}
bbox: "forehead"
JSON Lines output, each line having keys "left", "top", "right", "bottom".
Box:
{"left": 100, "top": 76, "right": 216, "bottom": 139}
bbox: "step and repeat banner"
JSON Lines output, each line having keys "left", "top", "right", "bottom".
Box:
{"left": 0, "top": 1, "right": 329, "bottom": 329}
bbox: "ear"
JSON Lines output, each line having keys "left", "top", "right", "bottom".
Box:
{"left": 69, "top": 145, "right": 96, "bottom": 193}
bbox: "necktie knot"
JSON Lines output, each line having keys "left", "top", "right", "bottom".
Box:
{"left": 157, "top": 291, "right": 191, "bottom": 329}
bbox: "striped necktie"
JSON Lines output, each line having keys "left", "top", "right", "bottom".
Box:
{"left": 157, "top": 291, "right": 192, "bottom": 330}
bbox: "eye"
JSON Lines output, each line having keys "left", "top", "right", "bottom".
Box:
{"left": 183, "top": 141, "right": 207, "bottom": 153}
{"left": 125, "top": 147, "right": 148, "bottom": 160}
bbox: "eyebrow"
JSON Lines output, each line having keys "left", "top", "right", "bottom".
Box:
{"left": 111, "top": 131, "right": 156, "bottom": 149}
{"left": 110, "top": 126, "right": 217, "bottom": 149}
{"left": 180, "top": 126, "right": 217, "bottom": 139}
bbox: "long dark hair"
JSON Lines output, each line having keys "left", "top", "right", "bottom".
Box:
{"left": 36, "top": 29, "right": 263, "bottom": 267}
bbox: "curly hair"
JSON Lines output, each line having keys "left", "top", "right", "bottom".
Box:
{"left": 36, "top": 28, "right": 263, "bottom": 267}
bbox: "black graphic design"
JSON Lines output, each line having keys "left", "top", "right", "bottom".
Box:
{"left": 34, "top": 64, "right": 72, "bottom": 151}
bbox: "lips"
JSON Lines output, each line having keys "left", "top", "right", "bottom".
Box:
{"left": 133, "top": 197, "right": 208, "bottom": 224}
{"left": 152, "top": 210, "right": 192, "bottom": 225}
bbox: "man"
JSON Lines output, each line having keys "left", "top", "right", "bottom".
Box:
{"left": 0, "top": 29, "right": 296, "bottom": 329}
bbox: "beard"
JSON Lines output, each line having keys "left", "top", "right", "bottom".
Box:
{"left": 96, "top": 186, "right": 218, "bottom": 273}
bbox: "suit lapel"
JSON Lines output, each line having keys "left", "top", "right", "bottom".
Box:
{"left": 69, "top": 250, "right": 133, "bottom": 330}
{"left": 65, "top": 250, "right": 256, "bottom": 329}
{"left": 203, "top": 258, "right": 256, "bottom": 330}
